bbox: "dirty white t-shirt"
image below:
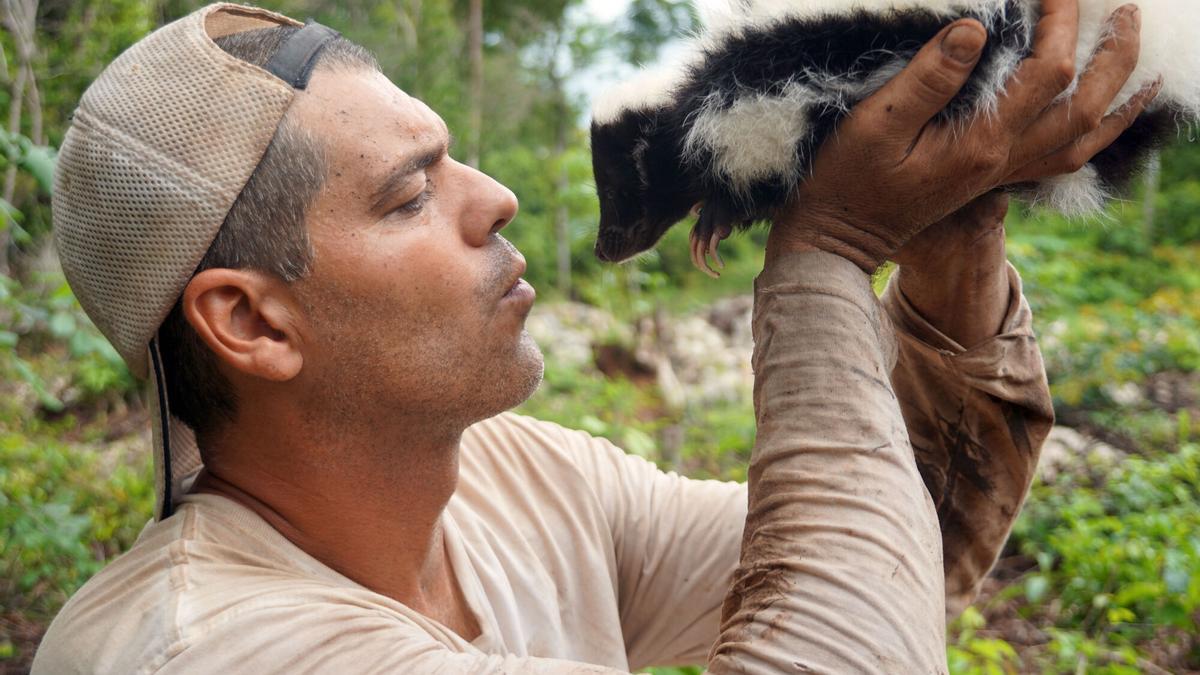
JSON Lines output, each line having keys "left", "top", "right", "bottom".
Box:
{"left": 33, "top": 252, "right": 1053, "bottom": 674}
{"left": 37, "top": 412, "right": 744, "bottom": 674}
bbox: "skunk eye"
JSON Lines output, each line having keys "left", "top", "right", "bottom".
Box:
{"left": 690, "top": 202, "right": 704, "bottom": 217}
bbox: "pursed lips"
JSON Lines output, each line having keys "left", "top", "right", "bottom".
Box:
{"left": 500, "top": 256, "right": 530, "bottom": 300}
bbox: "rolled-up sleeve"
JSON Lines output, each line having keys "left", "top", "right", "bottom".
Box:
{"left": 882, "top": 263, "right": 1055, "bottom": 616}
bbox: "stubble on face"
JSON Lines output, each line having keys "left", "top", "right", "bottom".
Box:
{"left": 293, "top": 242, "right": 542, "bottom": 439}
{"left": 278, "top": 68, "right": 546, "bottom": 456}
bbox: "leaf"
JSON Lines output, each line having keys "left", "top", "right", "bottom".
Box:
{"left": 1164, "top": 566, "right": 1190, "bottom": 595}
{"left": 1025, "top": 575, "right": 1050, "bottom": 603}
{"left": 578, "top": 414, "right": 607, "bottom": 435}
{"left": 1114, "top": 581, "right": 1163, "bottom": 606}
{"left": 1106, "top": 607, "right": 1136, "bottom": 624}
{"left": 11, "top": 356, "right": 64, "bottom": 412}
{"left": 48, "top": 311, "right": 77, "bottom": 339}
{"left": 621, "top": 427, "right": 656, "bottom": 458}
{"left": 16, "top": 141, "right": 56, "bottom": 195}
{"left": 0, "top": 197, "right": 30, "bottom": 244}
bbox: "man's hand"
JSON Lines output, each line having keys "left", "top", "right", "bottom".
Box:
{"left": 766, "top": 0, "right": 1156, "bottom": 272}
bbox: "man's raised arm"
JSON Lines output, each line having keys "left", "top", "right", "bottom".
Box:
{"left": 707, "top": 2, "right": 1147, "bottom": 671}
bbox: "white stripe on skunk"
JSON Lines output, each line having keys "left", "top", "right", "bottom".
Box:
{"left": 590, "top": 0, "right": 1200, "bottom": 270}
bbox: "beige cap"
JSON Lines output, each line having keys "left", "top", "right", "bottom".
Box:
{"left": 52, "top": 3, "right": 339, "bottom": 519}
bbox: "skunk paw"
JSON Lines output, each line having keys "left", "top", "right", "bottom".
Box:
{"left": 689, "top": 204, "right": 734, "bottom": 278}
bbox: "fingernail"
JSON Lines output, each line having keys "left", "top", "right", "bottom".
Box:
{"left": 1115, "top": 3, "right": 1140, "bottom": 27}
{"left": 942, "top": 23, "right": 985, "bottom": 64}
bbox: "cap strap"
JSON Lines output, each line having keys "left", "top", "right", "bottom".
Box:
{"left": 148, "top": 336, "right": 175, "bottom": 520}
{"left": 264, "top": 20, "right": 341, "bottom": 90}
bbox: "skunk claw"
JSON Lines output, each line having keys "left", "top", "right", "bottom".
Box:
{"left": 707, "top": 225, "right": 730, "bottom": 271}
{"left": 690, "top": 228, "right": 720, "bottom": 278}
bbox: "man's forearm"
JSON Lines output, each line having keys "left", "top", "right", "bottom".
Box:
{"left": 708, "top": 251, "right": 946, "bottom": 674}
{"left": 893, "top": 193, "right": 1011, "bottom": 349}
{"left": 884, "top": 261, "right": 1055, "bottom": 615}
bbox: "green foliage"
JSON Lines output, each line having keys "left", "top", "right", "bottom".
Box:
{"left": 941, "top": 446, "right": 1200, "bottom": 673}
{"left": 1008, "top": 201, "right": 1200, "bottom": 418}
{"left": 1014, "top": 445, "right": 1200, "bottom": 639}
{"left": 616, "top": 0, "right": 695, "bottom": 65}
{"left": 0, "top": 269, "right": 135, "bottom": 415}
{"left": 0, "top": 432, "right": 154, "bottom": 617}
{"left": 1156, "top": 140, "right": 1200, "bottom": 244}
{"left": 518, "top": 355, "right": 664, "bottom": 454}
{"left": 947, "top": 607, "right": 1022, "bottom": 675}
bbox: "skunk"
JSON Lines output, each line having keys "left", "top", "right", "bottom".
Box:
{"left": 591, "top": 0, "right": 1200, "bottom": 275}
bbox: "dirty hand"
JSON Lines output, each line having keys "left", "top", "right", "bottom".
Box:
{"left": 767, "top": 0, "right": 1158, "bottom": 272}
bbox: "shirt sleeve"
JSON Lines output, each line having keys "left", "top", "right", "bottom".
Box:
{"left": 552, "top": 424, "right": 747, "bottom": 670}
{"left": 880, "top": 263, "right": 1055, "bottom": 616}
{"left": 706, "top": 250, "right": 947, "bottom": 674}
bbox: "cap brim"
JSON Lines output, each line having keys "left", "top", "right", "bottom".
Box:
{"left": 148, "top": 336, "right": 203, "bottom": 521}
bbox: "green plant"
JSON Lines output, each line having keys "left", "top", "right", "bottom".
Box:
{"left": 1009, "top": 444, "right": 1200, "bottom": 670}
{"left": 947, "top": 607, "right": 1022, "bottom": 675}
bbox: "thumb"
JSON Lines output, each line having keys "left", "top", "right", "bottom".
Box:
{"left": 860, "top": 19, "right": 987, "bottom": 134}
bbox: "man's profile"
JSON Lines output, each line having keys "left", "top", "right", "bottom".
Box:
{"left": 34, "top": 2, "right": 1149, "bottom": 672}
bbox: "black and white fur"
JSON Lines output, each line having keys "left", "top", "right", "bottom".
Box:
{"left": 591, "top": 0, "right": 1200, "bottom": 273}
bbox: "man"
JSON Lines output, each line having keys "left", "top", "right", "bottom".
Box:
{"left": 33, "top": 1, "right": 1150, "bottom": 672}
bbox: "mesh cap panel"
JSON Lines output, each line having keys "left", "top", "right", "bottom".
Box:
{"left": 53, "top": 4, "right": 298, "bottom": 377}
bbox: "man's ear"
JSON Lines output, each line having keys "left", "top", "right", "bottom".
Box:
{"left": 180, "top": 268, "right": 304, "bottom": 382}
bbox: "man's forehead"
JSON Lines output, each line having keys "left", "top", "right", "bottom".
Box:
{"left": 293, "top": 68, "right": 449, "bottom": 159}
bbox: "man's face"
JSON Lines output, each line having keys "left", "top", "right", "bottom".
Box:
{"left": 286, "top": 67, "right": 543, "bottom": 433}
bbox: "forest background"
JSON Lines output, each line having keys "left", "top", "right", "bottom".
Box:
{"left": 0, "top": 0, "right": 1198, "bottom": 673}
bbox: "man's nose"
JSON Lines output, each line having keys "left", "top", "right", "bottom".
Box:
{"left": 461, "top": 164, "right": 519, "bottom": 246}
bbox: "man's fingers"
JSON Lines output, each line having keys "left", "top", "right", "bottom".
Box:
{"left": 1008, "top": 4, "right": 1142, "bottom": 168}
{"left": 994, "top": 0, "right": 1081, "bottom": 133}
{"left": 858, "top": 19, "right": 986, "bottom": 135}
{"left": 1002, "top": 76, "right": 1161, "bottom": 184}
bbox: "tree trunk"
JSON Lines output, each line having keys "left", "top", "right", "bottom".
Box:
{"left": 0, "top": 0, "right": 40, "bottom": 277}
{"left": 546, "top": 21, "right": 570, "bottom": 296}
{"left": 466, "top": 0, "right": 483, "bottom": 169}
{"left": 1142, "top": 151, "right": 1161, "bottom": 241}
{"left": 554, "top": 128, "right": 570, "bottom": 295}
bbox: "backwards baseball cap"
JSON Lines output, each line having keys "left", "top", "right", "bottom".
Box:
{"left": 53, "top": 3, "right": 340, "bottom": 520}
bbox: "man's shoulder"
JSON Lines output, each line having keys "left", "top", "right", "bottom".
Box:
{"left": 32, "top": 512, "right": 186, "bottom": 674}
{"left": 30, "top": 494, "right": 388, "bottom": 674}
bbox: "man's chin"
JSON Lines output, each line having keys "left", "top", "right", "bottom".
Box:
{"left": 508, "top": 331, "right": 545, "bottom": 406}
{"left": 469, "top": 332, "right": 544, "bottom": 425}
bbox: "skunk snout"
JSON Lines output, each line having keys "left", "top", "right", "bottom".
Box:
{"left": 594, "top": 239, "right": 619, "bottom": 262}
{"left": 594, "top": 226, "right": 632, "bottom": 262}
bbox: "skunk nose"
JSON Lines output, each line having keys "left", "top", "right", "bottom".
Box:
{"left": 594, "top": 237, "right": 617, "bottom": 262}
{"left": 594, "top": 227, "right": 629, "bottom": 262}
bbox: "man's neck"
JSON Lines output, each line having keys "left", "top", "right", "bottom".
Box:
{"left": 189, "top": 409, "right": 481, "bottom": 640}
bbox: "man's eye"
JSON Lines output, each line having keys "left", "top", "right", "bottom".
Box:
{"left": 393, "top": 178, "right": 434, "bottom": 217}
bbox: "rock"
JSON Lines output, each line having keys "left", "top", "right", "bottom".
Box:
{"left": 1103, "top": 381, "right": 1144, "bottom": 407}
{"left": 1037, "top": 426, "right": 1126, "bottom": 484}
{"left": 525, "top": 303, "right": 633, "bottom": 370}
{"left": 1146, "top": 371, "right": 1200, "bottom": 412}
{"left": 527, "top": 296, "right": 756, "bottom": 408}
{"left": 1038, "top": 427, "right": 1087, "bottom": 484}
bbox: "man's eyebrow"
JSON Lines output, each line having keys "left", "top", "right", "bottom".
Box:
{"left": 369, "top": 140, "right": 448, "bottom": 212}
